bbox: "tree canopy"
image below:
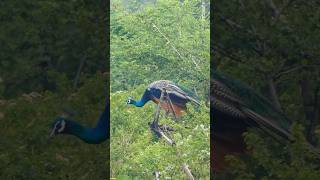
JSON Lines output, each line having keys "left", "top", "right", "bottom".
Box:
{"left": 214, "top": 0, "right": 320, "bottom": 179}
{"left": 0, "top": 0, "right": 108, "bottom": 179}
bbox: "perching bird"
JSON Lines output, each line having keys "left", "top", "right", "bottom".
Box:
{"left": 211, "top": 70, "right": 293, "bottom": 171}
{"left": 50, "top": 102, "right": 109, "bottom": 144}
{"left": 127, "top": 80, "right": 200, "bottom": 117}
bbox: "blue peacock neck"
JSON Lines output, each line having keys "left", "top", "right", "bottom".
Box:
{"left": 132, "top": 90, "right": 151, "bottom": 107}
{"left": 64, "top": 103, "right": 109, "bottom": 144}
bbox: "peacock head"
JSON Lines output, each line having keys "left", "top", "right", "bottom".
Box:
{"left": 126, "top": 96, "right": 135, "bottom": 105}
{"left": 50, "top": 117, "right": 68, "bottom": 137}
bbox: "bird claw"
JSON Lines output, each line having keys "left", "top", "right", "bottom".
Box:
{"left": 149, "top": 122, "right": 161, "bottom": 137}
{"left": 149, "top": 122, "right": 175, "bottom": 145}
{"left": 159, "top": 124, "right": 174, "bottom": 132}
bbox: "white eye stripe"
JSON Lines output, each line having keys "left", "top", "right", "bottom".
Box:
{"left": 127, "top": 99, "right": 131, "bottom": 103}
{"left": 50, "top": 121, "right": 60, "bottom": 137}
{"left": 53, "top": 121, "right": 59, "bottom": 131}
{"left": 58, "top": 120, "right": 66, "bottom": 133}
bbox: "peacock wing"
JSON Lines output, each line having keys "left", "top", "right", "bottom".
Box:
{"left": 148, "top": 80, "right": 200, "bottom": 105}
{"left": 148, "top": 80, "right": 172, "bottom": 89}
{"left": 166, "top": 84, "right": 189, "bottom": 98}
{"left": 212, "top": 71, "right": 293, "bottom": 141}
{"left": 148, "top": 80, "right": 187, "bottom": 99}
{"left": 166, "top": 83, "right": 201, "bottom": 105}
{"left": 212, "top": 77, "right": 247, "bottom": 119}
{"left": 241, "top": 107, "right": 293, "bottom": 141}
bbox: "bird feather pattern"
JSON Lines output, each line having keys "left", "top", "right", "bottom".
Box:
{"left": 211, "top": 71, "right": 292, "bottom": 141}
{"left": 148, "top": 80, "right": 200, "bottom": 106}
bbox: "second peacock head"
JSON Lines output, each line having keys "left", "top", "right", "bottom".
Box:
{"left": 50, "top": 117, "right": 67, "bottom": 137}
{"left": 126, "top": 96, "right": 134, "bottom": 105}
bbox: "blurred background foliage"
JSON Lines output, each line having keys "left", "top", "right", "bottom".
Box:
{"left": 0, "top": 0, "right": 108, "bottom": 179}
{"left": 214, "top": 0, "right": 320, "bottom": 179}
{"left": 0, "top": 0, "right": 107, "bottom": 98}
{"left": 0, "top": 73, "right": 108, "bottom": 179}
{"left": 110, "top": 0, "right": 210, "bottom": 179}
{"left": 111, "top": 0, "right": 210, "bottom": 99}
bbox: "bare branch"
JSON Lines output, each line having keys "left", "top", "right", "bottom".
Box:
{"left": 182, "top": 163, "right": 195, "bottom": 180}
{"left": 275, "top": 65, "right": 320, "bottom": 80}
{"left": 73, "top": 55, "right": 87, "bottom": 89}
{"left": 268, "top": 78, "right": 282, "bottom": 111}
{"left": 265, "top": 0, "right": 280, "bottom": 18}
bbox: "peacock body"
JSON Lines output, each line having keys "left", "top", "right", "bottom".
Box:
{"left": 127, "top": 80, "right": 200, "bottom": 116}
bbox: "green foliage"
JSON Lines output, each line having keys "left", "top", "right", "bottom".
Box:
{"left": 0, "top": 1, "right": 108, "bottom": 176}
{"left": 0, "top": 0, "right": 107, "bottom": 98}
{"left": 0, "top": 73, "right": 108, "bottom": 179}
{"left": 223, "top": 124, "right": 320, "bottom": 180}
{"left": 215, "top": 0, "right": 320, "bottom": 124}
{"left": 215, "top": 0, "right": 320, "bottom": 178}
{"left": 110, "top": 0, "right": 210, "bottom": 178}
{"left": 111, "top": 0, "right": 210, "bottom": 98}
{"left": 110, "top": 86, "right": 210, "bottom": 179}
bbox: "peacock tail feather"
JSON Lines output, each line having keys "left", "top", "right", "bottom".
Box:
{"left": 211, "top": 70, "right": 292, "bottom": 141}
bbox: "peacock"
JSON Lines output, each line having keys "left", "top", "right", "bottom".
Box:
{"left": 126, "top": 80, "right": 200, "bottom": 117}
{"left": 50, "top": 102, "right": 109, "bottom": 144}
{"left": 211, "top": 70, "right": 294, "bottom": 171}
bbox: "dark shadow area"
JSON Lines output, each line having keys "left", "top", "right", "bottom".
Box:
{"left": 212, "top": 0, "right": 320, "bottom": 179}
{"left": 0, "top": 0, "right": 110, "bottom": 179}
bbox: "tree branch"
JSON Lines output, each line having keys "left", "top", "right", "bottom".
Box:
{"left": 268, "top": 77, "right": 282, "bottom": 111}
{"left": 73, "top": 55, "right": 87, "bottom": 89}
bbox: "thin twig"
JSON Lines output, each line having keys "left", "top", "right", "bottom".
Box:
{"left": 159, "top": 130, "right": 175, "bottom": 145}
{"left": 152, "top": 23, "right": 186, "bottom": 62}
{"left": 182, "top": 163, "right": 195, "bottom": 180}
{"left": 275, "top": 65, "right": 320, "bottom": 80}
{"left": 151, "top": 23, "right": 202, "bottom": 72}
{"left": 73, "top": 55, "right": 87, "bottom": 89}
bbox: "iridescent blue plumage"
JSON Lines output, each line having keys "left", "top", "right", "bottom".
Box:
{"left": 50, "top": 102, "right": 109, "bottom": 144}
{"left": 129, "top": 89, "right": 152, "bottom": 107}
